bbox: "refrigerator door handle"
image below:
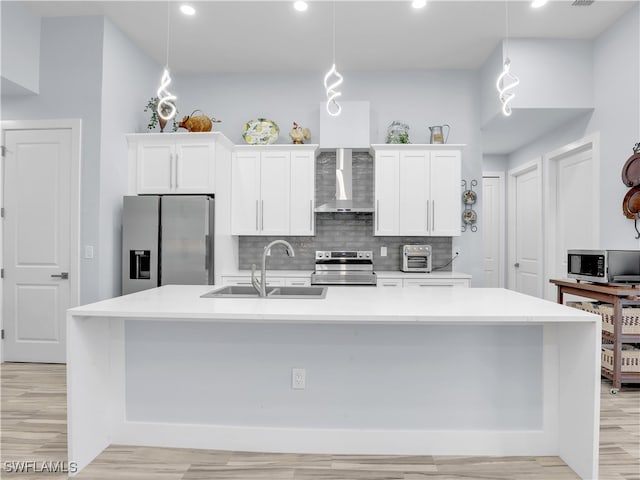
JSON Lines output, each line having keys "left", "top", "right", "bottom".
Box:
{"left": 205, "top": 234, "right": 210, "bottom": 270}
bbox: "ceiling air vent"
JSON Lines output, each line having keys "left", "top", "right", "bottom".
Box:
{"left": 571, "top": 0, "right": 594, "bottom": 5}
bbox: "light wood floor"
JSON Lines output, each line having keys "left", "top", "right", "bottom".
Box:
{"left": 1, "top": 363, "right": 639, "bottom": 479}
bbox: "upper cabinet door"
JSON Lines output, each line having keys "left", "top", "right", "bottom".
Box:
{"left": 398, "top": 151, "right": 430, "bottom": 235}
{"left": 290, "top": 151, "right": 315, "bottom": 236}
{"left": 137, "top": 143, "right": 173, "bottom": 194}
{"left": 132, "top": 135, "right": 216, "bottom": 195}
{"left": 260, "top": 151, "right": 291, "bottom": 235}
{"left": 175, "top": 141, "right": 215, "bottom": 193}
{"left": 430, "top": 150, "right": 461, "bottom": 236}
{"left": 231, "top": 151, "right": 261, "bottom": 235}
{"left": 374, "top": 151, "right": 399, "bottom": 236}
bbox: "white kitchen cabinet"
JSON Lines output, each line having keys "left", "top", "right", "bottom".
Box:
{"left": 403, "top": 278, "right": 469, "bottom": 288}
{"left": 260, "top": 151, "right": 290, "bottom": 235}
{"left": 377, "top": 278, "right": 402, "bottom": 288}
{"left": 285, "top": 277, "right": 311, "bottom": 287}
{"left": 231, "top": 145, "right": 317, "bottom": 236}
{"left": 221, "top": 275, "right": 311, "bottom": 287}
{"left": 374, "top": 151, "right": 399, "bottom": 236}
{"left": 372, "top": 145, "right": 463, "bottom": 237}
{"left": 290, "top": 150, "right": 315, "bottom": 236}
{"left": 429, "top": 151, "right": 462, "bottom": 236}
{"left": 377, "top": 272, "right": 470, "bottom": 288}
{"left": 127, "top": 133, "right": 216, "bottom": 195}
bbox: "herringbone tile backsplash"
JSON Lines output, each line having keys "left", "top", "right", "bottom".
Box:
{"left": 238, "top": 151, "right": 453, "bottom": 271}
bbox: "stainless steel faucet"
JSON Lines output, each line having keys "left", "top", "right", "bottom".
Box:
{"left": 251, "top": 240, "right": 296, "bottom": 297}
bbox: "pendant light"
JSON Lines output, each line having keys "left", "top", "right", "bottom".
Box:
{"left": 324, "top": 1, "right": 343, "bottom": 117}
{"left": 496, "top": 0, "right": 520, "bottom": 117}
{"left": 157, "top": 2, "right": 177, "bottom": 122}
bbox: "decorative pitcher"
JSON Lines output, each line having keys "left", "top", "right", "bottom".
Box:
{"left": 429, "top": 124, "right": 450, "bottom": 144}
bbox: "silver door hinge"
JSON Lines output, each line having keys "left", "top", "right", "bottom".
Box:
{"left": 1, "top": 146, "right": 5, "bottom": 157}
{"left": 1, "top": 207, "right": 4, "bottom": 218}
{"left": 0, "top": 268, "right": 3, "bottom": 278}
{"left": 1, "top": 329, "right": 4, "bottom": 340}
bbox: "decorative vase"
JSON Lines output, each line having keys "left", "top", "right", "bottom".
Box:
{"left": 158, "top": 116, "right": 168, "bottom": 133}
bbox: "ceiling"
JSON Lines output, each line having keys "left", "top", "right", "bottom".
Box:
{"left": 19, "top": 0, "right": 637, "bottom": 155}
{"left": 24, "top": 0, "right": 636, "bottom": 74}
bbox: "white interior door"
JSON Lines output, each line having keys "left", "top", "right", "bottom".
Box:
{"left": 3, "top": 128, "right": 72, "bottom": 362}
{"left": 482, "top": 174, "right": 505, "bottom": 287}
{"left": 508, "top": 160, "right": 543, "bottom": 298}
{"left": 544, "top": 137, "right": 599, "bottom": 300}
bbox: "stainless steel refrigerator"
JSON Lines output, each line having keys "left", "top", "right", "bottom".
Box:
{"left": 122, "top": 195, "right": 214, "bottom": 295}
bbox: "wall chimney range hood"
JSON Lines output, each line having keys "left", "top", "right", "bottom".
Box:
{"left": 316, "top": 101, "right": 373, "bottom": 213}
{"left": 315, "top": 148, "right": 374, "bottom": 213}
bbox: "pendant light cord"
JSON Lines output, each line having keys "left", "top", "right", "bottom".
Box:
{"left": 332, "top": 1, "right": 336, "bottom": 64}
{"left": 165, "top": 1, "right": 171, "bottom": 68}
{"left": 504, "top": 0, "right": 510, "bottom": 58}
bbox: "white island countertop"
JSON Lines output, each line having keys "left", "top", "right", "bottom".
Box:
{"left": 68, "top": 284, "right": 596, "bottom": 324}
{"left": 67, "top": 285, "right": 600, "bottom": 480}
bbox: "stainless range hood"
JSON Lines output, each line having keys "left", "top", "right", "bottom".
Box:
{"left": 316, "top": 101, "right": 373, "bottom": 213}
{"left": 315, "top": 148, "right": 374, "bottom": 213}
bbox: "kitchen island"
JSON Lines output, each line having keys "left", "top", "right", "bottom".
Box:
{"left": 67, "top": 285, "right": 601, "bottom": 479}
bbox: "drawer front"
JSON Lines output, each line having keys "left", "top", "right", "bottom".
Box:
{"left": 403, "top": 279, "right": 468, "bottom": 288}
{"left": 378, "top": 279, "right": 402, "bottom": 288}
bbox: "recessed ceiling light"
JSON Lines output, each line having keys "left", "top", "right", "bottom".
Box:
{"left": 294, "top": 1, "right": 308, "bottom": 12}
{"left": 531, "top": 0, "right": 548, "bottom": 8}
{"left": 412, "top": 0, "right": 427, "bottom": 8}
{"left": 180, "top": 4, "right": 196, "bottom": 16}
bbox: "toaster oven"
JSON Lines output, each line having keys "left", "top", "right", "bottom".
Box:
{"left": 402, "top": 245, "right": 432, "bottom": 273}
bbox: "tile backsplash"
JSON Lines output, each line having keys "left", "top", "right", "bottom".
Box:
{"left": 238, "top": 150, "right": 453, "bottom": 271}
{"left": 238, "top": 215, "right": 452, "bottom": 270}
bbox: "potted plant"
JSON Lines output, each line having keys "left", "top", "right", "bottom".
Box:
{"left": 144, "top": 97, "right": 178, "bottom": 132}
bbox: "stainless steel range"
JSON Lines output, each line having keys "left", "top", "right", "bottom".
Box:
{"left": 311, "top": 250, "right": 377, "bottom": 286}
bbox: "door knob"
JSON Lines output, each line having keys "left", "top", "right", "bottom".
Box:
{"left": 514, "top": 263, "right": 520, "bottom": 268}
{"left": 51, "top": 272, "right": 69, "bottom": 279}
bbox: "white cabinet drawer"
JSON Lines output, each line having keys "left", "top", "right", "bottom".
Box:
{"left": 403, "top": 279, "right": 468, "bottom": 288}
{"left": 221, "top": 276, "right": 284, "bottom": 286}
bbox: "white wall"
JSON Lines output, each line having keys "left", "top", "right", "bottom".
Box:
{"left": 480, "top": 42, "right": 504, "bottom": 126}
{"left": 2, "top": 14, "right": 160, "bottom": 304}
{"left": 507, "top": 39, "right": 593, "bottom": 109}
{"left": 509, "top": 4, "right": 640, "bottom": 250}
{"left": 483, "top": 154, "right": 508, "bottom": 173}
{"left": 175, "top": 69, "right": 485, "bottom": 285}
{"left": 2, "top": 16, "right": 105, "bottom": 304}
{"left": 0, "top": 2, "right": 40, "bottom": 95}
{"left": 99, "top": 19, "right": 160, "bottom": 299}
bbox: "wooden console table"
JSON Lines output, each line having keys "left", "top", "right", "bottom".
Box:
{"left": 550, "top": 279, "right": 640, "bottom": 392}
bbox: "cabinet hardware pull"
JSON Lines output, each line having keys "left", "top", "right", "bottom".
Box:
{"left": 175, "top": 153, "right": 180, "bottom": 189}
{"left": 261, "top": 200, "right": 264, "bottom": 231}
{"left": 376, "top": 200, "right": 380, "bottom": 231}
{"left": 51, "top": 272, "right": 69, "bottom": 280}
{"left": 514, "top": 262, "right": 520, "bottom": 268}
{"left": 432, "top": 200, "right": 435, "bottom": 232}
{"left": 309, "top": 200, "right": 313, "bottom": 231}
{"left": 169, "top": 153, "right": 174, "bottom": 189}
{"left": 426, "top": 200, "right": 430, "bottom": 233}
{"left": 255, "top": 200, "right": 259, "bottom": 231}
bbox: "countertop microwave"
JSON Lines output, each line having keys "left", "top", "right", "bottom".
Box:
{"left": 567, "top": 249, "right": 640, "bottom": 284}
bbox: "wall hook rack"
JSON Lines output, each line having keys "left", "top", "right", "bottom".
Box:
{"left": 461, "top": 179, "right": 478, "bottom": 232}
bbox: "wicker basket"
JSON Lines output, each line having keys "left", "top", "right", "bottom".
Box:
{"left": 567, "top": 301, "right": 640, "bottom": 335}
{"left": 602, "top": 344, "right": 640, "bottom": 373}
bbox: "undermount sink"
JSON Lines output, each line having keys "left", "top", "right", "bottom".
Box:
{"left": 201, "top": 285, "right": 327, "bottom": 299}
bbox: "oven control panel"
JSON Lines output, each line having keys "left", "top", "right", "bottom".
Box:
{"left": 315, "top": 251, "right": 373, "bottom": 260}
